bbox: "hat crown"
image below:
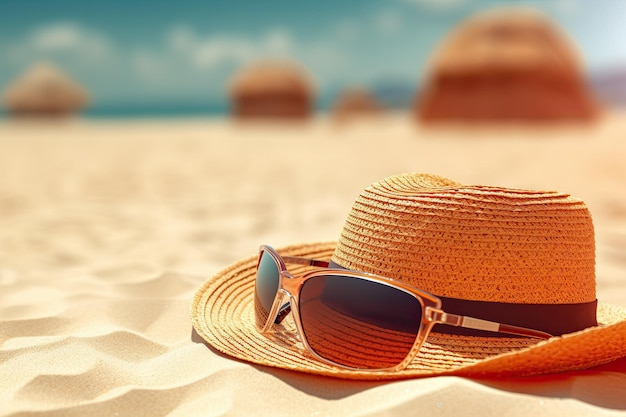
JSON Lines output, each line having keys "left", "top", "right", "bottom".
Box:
{"left": 331, "top": 173, "right": 596, "bottom": 304}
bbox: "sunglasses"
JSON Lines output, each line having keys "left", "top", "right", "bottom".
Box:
{"left": 254, "top": 245, "right": 553, "bottom": 372}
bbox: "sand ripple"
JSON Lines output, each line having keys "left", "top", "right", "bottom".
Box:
{"left": 2, "top": 116, "right": 626, "bottom": 416}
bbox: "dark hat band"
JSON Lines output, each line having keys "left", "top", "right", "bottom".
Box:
{"left": 328, "top": 260, "right": 598, "bottom": 337}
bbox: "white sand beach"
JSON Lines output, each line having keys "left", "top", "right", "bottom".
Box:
{"left": 2, "top": 112, "right": 626, "bottom": 416}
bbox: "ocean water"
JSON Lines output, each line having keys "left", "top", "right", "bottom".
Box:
{"left": 0, "top": 103, "right": 228, "bottom": 119}
{"left": 83, "top": 102, "right": 229, "bottom": 119}
{"left": 0, "top": 101, "right": 340, "bottom": 119}
{"left": 0, "top": 87, "right": 413, "bottom": 119}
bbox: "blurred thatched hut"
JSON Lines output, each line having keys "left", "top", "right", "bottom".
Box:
{"left": 415, "top": 7, "right": 598, "bottom": 122}
{"left": 228, "top": 60, "right": 314, "bottom": 120}
{"left": 331, "top": 88, "right": 385, "bottom": 123}
{"left": 2, "top": 62, "right": 90, "bottom": 116}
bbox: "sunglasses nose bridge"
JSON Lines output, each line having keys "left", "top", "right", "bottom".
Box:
{"left": 279, "top": 272, "right": 299, "bottom": 296}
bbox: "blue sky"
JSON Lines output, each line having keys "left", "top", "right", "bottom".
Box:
{"left": 1, "top": 0, "right": 625, "bottom": 111}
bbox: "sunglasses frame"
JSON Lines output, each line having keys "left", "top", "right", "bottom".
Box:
{"left": 256, "top": 245, "right": 552, "bottom": 372}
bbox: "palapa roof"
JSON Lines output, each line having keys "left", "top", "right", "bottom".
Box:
{"left": 332, "top": 88, "right": 386, "bottom": 121}
{"left": 415, "top": 7, "right": 598, "bottom": 121}
{"left": 333, "top": 88, "right": 383, "bottom": 111}
{"left": 228, "top": 59, "right": 314, "bottom": 99}
{"left": 425, "top": 7, "right": 583, "bottom": 78}
{"left": 2, "top": 62, "right": 90, "bottom": 114}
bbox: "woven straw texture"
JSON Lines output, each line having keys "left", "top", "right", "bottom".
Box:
{"left": 191, "top": 242, "right": 626, "bottom": 380}
{"left": 331, "top": 173, "right": 596, "bottom": 304}
{"left": 191, "top": 173, "right": 626, "bottom": 379}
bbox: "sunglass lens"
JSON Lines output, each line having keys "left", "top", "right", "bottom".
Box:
{"left": 299, "top": 275, "right": 423, "bottom": 370}
{"left": 254, "top": 250, "right": 280, "bottom": 329}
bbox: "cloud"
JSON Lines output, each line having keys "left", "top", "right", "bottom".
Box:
{"left": 131, "top": 50, "right": 169, "bottom": 82}
{"left": 0, "top": 20, "right": 376, "bottom": 104}
{"left": 333, "top": 20, "right": 361, "bottom": 43}
{"left": 123, "top": 27, "right": 312, "bottom": 97}
{"left": 400, "top": 0, "right": 467, "bottom": 12}
{"left": 551, "top": 0, "right": 580, "bottom": 16}
{"left": 139, "top": 25, "right": 349, "bottom": 93}
{"left": 9, "top": 23, "right": 115, "bottom": 66}
{"left": 163, "top": 26, "right": 295, "bottom": 72}
{"left": 167, "top": 26, "right": 196, "bottom": 53}
{"left": 188, "top": 37, "right": 253, "bottom": 70}
{"left": 124, "top": 21, "right": 411, "bottom": 97}
{"left": 375, "top": 11, "right": 404, "bottom": 36}
{"left": 264, "top": 29, "right": 294, "bottom": 54}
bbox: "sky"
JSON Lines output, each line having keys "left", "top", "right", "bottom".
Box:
{"left": 1, "top": 0, "right": 625, "bottom": 113}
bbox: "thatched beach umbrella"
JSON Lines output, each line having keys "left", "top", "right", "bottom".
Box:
{"left": 415, "top": 7, "right": 598, "bottom": 122}
{"left": 228, "top": 59, "right": 314, "bottom": 120}
{"left": 331, "top": 88, "right": 385, "bottom": 123}
{"left": 2, "top": 62, "right": 90, "bottom": 116}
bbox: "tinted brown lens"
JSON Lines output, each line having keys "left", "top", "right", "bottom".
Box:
{"left": 299, "top": 275, "right": 423, "bottom": 369}
{"left": 254, "top": 250, "right": 280, "bottom": 329}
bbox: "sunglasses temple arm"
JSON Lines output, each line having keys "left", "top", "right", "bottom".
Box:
{"left": 281, "top": 256, "right": 330, "bottom": 268}
{"left": 426, "top": 307, "right": 553, "bottom": 340}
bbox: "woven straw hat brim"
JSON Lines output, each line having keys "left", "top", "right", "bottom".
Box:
{"left": 191, "top": 242, "right": 626, "bottom": 380}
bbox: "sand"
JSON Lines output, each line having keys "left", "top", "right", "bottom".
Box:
{"left": 1, "top": 113, "right": 626, "bottom": 416}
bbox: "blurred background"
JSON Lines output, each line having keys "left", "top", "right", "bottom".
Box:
{"left": 1, "top": 0, "right": 625, "bottom": 119}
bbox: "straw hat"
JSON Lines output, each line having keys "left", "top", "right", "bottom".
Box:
{"left": 191, "top": 173, "right": 626, "bottom": 380}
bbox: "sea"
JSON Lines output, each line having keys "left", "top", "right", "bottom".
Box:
{"left": 0, "top": 102, "right": 229, "bottom": 120}
{"left": 0, "top": 85, "right": 417, "bottom": 119}
{"left": 0, "top": 97, "right": 341, "bottom": 120}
